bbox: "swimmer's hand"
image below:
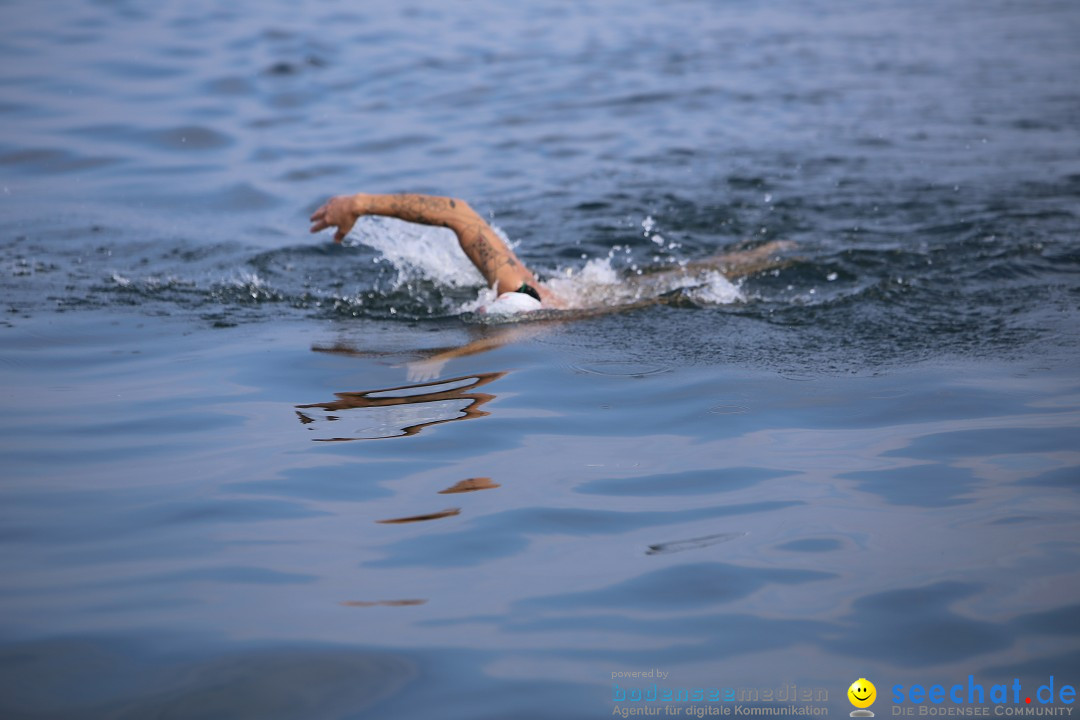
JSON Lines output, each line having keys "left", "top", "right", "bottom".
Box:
{"left": 309, "top": 195, "right": 362, "bottom": 243}
{"left": 406, "top": 356, "right": 449, "bottom": 383}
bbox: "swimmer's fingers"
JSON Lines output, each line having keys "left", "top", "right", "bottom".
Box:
{"left": 309, "top": 216, "right": 347, "bottom": 242}
{"left": 309, "top": 202, "right": 330, "bottom": 233}
{"left": 328, "top": 210, "right": 357, "bottom": 243}
{"left": 309, "top": 198, "right": 333, "bottom": 223}
{"left": 333, "top": 222, "right": 353, "bottom": 243}
{"left": 309, "top": 198, "right": 356, "bottom": 243}
{"left": 309, "top": 219, "right": 354, "bottom": 243}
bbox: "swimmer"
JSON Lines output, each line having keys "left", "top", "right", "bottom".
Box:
{"left": 309, "top": 192, "right": 792, "bottom": 314}
{"left": 310, "top": 192, "right": 560, "bottom": 313}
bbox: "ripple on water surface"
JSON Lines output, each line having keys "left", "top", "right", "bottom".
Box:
{"left": 1, "top": 0, "right": 1079, "bottom": 717}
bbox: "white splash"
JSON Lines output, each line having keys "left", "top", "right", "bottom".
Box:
{"left": 347, "top": 219, "right": 745, "bottom": 315}
{"left": 544, "top": 257, "right": 624, "bottom": 308}
{"left": 545, "top": 257, "right": 744, "bottom": 309}
{"left": 685, "top": 270, "right": 744, "bottom": 305}
{"left": 231, "top": 270, "right": 264, "bottom": 288}
{"left": 348, "top": 216, "right": 485, "bottom": 288}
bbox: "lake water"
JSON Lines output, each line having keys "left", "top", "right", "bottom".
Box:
{"left": 1, "top": 1, "right": 1079, "bottom": 718}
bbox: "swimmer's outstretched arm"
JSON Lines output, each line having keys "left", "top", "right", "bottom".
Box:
{"left": 310, "top": 192, "right": 555, "bottom": 301}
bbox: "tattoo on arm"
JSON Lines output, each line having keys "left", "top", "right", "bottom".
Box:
{"left": 470, "top": 227, "right": 520, "bottom": 274}
{"left": 382, "top": 194, "right": 459, "bottom": 229}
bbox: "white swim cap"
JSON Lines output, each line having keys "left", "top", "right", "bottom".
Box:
{"left": 481, "top": 291, "right": 543, "bottom": 315}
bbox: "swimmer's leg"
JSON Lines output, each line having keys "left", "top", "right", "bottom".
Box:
{"left": 688, "top": 240, "right": 796, "bottom": 279}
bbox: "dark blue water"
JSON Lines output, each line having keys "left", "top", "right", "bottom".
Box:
{"left": 2, "top": 0, "right": 1079, "bottom": 718}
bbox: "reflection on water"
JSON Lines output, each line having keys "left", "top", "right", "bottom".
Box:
{"left": 645, "top": 532, "right": 747, "bottom": 556}
{"left": 0, "top": 638, "right": 417, "bottom": 720}
{"left": 439, "top": 477, "right": 500, "bottom": 494}
{"left": 377, "top": 508, "right": 461, "bottom": 525}
{"left": 1, "top": 316, "right": 1078, "bottom": 719}
{"left": 311, "top": 325, "right": 538, "bottom": 383}
{"left": 295, "top": 372, "right": 505, "bottom": 440}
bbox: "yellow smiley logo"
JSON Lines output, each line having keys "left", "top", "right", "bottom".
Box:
{"left": 848, "top": 678, "right": 877, "bottom": 709}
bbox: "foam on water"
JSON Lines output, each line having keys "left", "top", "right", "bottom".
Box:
{"left": 685, "top": 271, "right": 745, "bottom": 305}
{"left": 347, "top": 216, "right": 485, "bottom": 289}
{"left": 347, "top": 223, "right": 745, "bottom": 318}
{"left": 545, "top": 258, "right": 745, "bottom": 310}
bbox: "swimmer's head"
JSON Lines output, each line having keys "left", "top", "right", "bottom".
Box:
{"left": 480, "top": 291, "right": 543, "bottom": 315}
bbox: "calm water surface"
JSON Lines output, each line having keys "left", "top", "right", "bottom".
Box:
{"left": 1, "top": 0, "right": 1079, "bottom": 718}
